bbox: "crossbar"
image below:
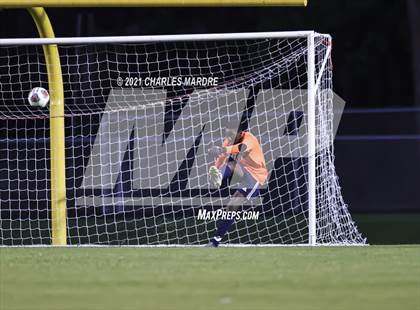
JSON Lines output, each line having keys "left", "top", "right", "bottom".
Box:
{"left": 0, "top": 31, "right": 323, "bottom": 45}
{"left": 1, "top": 0, "right": 307, "bottom": 8}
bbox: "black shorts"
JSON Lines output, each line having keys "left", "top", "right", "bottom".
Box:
{"left": 221, "top": 163, "right": 260, "bottom": 200}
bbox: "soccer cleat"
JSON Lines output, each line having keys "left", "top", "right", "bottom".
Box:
{"left": 205, "top": 236, "right": 222, "bottom": 247}
{"left": 204, "top": 241, "right": 218, "bottom": 248}
{"left": 208, "top": 166, "right": 222, "bottom": 188}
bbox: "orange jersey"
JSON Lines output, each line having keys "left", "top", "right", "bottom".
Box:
{"left": 214, "top": 131, "right": 268, "bottom": 185}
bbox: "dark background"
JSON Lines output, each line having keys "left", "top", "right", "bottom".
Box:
{"left": 0, "top": 1, "right": 417, "bottom": 108}
{"left": 0, "top": 0, "right": 419, "bottom": 243}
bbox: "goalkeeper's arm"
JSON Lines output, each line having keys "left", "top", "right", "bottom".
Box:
{"left": 208, "top": 143, "right": 248, "bottom": 158}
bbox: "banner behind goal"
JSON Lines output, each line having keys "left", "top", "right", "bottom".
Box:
{"left": 0, "top": 32, "right": 366, "bottom": 246}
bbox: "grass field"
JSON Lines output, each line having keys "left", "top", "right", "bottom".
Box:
{"left": 1, "top": 246, "right": 419, "bottom": 310}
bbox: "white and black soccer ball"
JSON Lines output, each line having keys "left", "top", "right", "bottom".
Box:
{"left": 28, "top": 87, "right": 49, "bottom": 108}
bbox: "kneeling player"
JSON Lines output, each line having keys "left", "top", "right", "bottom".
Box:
{"left": 206, "top": 121, "right": 268, "bottom": 247}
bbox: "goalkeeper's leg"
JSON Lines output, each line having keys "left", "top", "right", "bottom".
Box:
{"left": 207, "top": 191, "right": 247, "bottom": 247}
{"left": 209, "top": 160, "right": 244, "bottom": 189}
{"left": 207, "top": 163, "right": 260, "bottom": 247}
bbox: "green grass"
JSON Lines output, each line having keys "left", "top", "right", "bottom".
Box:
{"left": 1, "top": 246, "right": 419, "bottom": 310}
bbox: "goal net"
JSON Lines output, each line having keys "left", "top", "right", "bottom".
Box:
{"left": 0, "top": 32, "right": 366, "bottom": 246}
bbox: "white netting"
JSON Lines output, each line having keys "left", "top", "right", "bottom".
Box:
{"left": 0, "top": 33, "right": 366, "bottom": 245}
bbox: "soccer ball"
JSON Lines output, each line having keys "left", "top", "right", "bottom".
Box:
{"left": 28, "top": 87, "right": 49, "bottom": 108}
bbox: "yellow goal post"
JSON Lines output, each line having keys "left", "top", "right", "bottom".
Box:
{"left": 1, "top": 0, "right": 307, "bottom": 246}
{"left": 1, "top": 0, "right": 307, "bottom": 8}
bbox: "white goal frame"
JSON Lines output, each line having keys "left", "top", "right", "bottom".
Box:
{"left": 0, "top": 31, "right": 348, "bottom": 247}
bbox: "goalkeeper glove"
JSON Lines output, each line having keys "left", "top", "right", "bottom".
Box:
{"left": 208, "top": 145, "right": 225, "bottom": 158}
{"left": 208, "top": 166, "right": 222, "bottom": 188}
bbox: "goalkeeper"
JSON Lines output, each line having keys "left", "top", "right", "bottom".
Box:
{"left": 206, "top": 121, "right": 268, "bottom": 247}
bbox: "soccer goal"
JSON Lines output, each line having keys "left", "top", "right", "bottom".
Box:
{"left": 0, "top": 30, "right": 366, "bottom": 246}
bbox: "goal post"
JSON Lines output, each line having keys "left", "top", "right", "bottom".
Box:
{"left": 28, "top": 7, "right": 67, "bottom": 246}
{"left": 307, "top": 32, "right": 316, "bottom": 245}
{"left": 1, "top": 0, "right": 307, "bottom": 8}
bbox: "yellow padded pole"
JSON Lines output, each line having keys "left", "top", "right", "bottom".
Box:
{"left": 4, "top": 0, "right": 307, "bottom": 7}
{"left": 28, "top": 7, "right": 67, "bottom": 246}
